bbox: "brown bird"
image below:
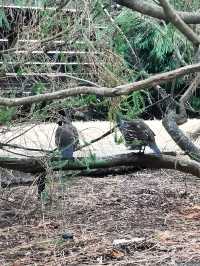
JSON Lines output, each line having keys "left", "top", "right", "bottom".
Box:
{"left": 55, "top": 111, "right": 79, "bottom": 158}
{"left": 116, "top": 114, "right": 161, "bottom": 155}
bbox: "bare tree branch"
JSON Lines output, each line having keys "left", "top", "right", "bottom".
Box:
{"left": 174, "top": 46, "right": 187, "bottom": 66}
{"left": 5, "top": 125, "right": 37, "bottom": 144}
{"left": 0, "top": 27, "right": 70, "bottom": 55}
{"left": 177, "top": 74, "right": 200, "bottom": 125}
{"left": 1, "top": 63, "right": 200, "bottom": 107}
{"left": 77, "top": 126, "right": 116, "bottom": 150}
{"left": 159, "top": 0, "right": 200, "bottom": 46}
{"left": 116, "top": 0, "right": 200, "bottom": 24}
{"left": 162, "top": 110, "right": 200, "bottom": 162}
{"left": 157, "top": 0, "right": 200, "bottom": 126}
{"left": 0, "top": 142, "right": 50, "bottom": 153}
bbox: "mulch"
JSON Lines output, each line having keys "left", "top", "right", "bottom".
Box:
{"left": 0, "top": 169, "right": 200, "bottom": 265}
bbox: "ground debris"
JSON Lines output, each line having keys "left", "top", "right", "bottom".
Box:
{"left": 1, "top": 169, "right": 200, "bottom": 265}
{"left": 113, "top": 237, "right": 148, "bottom": 250}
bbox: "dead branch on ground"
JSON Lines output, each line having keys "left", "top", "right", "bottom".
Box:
{"left": 0, "top": 153, "right": 199, "bottom": 179}
{"left": 162, "top": 110, "right": 200, "bottom": 162}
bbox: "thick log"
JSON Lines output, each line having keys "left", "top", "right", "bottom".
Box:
{"left": 0, "top": 153, "right": 200, "bottom": 178}
{"left": 162, "top": 110, "right": 200, "bottom": 162}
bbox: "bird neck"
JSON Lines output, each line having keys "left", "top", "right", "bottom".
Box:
{"left": 116, "top": 113, "right": 128, "bottom": 126}
{"left": 60, "top": 115, "right": 72, "bottom": 124}
{"left": 62, "top": 120, "right": 72, "bottom": 126}
{"left": 116, "top": 113, "right": 122, "bottom": 125}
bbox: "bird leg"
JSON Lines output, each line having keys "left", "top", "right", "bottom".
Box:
{"left": 137, "top": 144, "right": 145, "bottom": 154}
{"left": 138, "top": 145, "right": 146, "bottom": 154}
{"left": 37, "top": 172, "right": 46, "bottom": 199}
{"left": 138, "top": 146, "right": 142, "bottom": 154}
{"left": 142, "top": 146, "right": 146, "bottom": 154}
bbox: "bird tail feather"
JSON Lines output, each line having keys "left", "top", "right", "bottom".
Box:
{"left": 61, "top": 146, "right": 74, "bottom": 159}
{"left": 149, "top": 143, "right": 161, "bottom": 155}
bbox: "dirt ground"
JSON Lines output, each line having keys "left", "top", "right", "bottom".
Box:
{"left": 1, "top": 169, "right": 200, "bottom": 266}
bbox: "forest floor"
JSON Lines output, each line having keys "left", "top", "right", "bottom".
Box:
{"left": 1, "top": 168, "right": 200, "bottom": 265}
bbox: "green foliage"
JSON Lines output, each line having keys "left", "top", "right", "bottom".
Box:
{"left": 119, "top": 92, "right": 145, "bottom": 118}
{"left": 113, "top": 10, "right": 192, "bottom": 74}
{"left": 171, "top": 0, "right": 200, "bottom": 11}
{"left": 29, "top": 92, "right": 110, "bottom": 121}
{"left": 107, "top": 8, "right": 196, "bottom": 115}
{"left": 39, "top": 10, "right": 70, "bottom": 38}
{"left": 32, "top": 82, "right": 46, "bottom": 95}
{"left": 0, "top": 9, "right": 10, "bottom": 30}
{"left": 0, "top": 107, "right": 16, "bottom": 124}
{"left": 114, "top": 132, "right": 123, "bottom": 145}
{"left": 3, "top": 0, "right": 198, "bottom": 122}
{"left": 191, "top": 96, "right": 200, "bottom": 112}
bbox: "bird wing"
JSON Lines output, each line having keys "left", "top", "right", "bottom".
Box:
{"left": 134, "top": 119, "right": 156, "bottom": 142}
{"left": 65, "top": 123, "right": 79, "bottom": 149}
{"left": 55, "top": 126, "right": 74, "bottom": 149}
{"left": 55, "top": 127, "right": 61, "bottom": 147}
{"left": 71, "top": 124, "right": 79, "bottom": 148}
{"left": 119, "top": 119, "right": 156, "bottom": 143}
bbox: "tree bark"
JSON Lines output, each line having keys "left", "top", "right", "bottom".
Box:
{"left": 0, "top": 153, "right": 200, "bottom": 178}
{"left": 177, "top": 74, "right": 200, "bottom": 125}
{"left": 1, "top": 63, "right": 200, "bottom": 107}
{"left": 162, "top": 110, "right": 200, "bottom": 161}
{"left": 159, "top": 0, "right": 200, "bottom": 46}
{"left": 116, "top": 0, "right": 200, "bottom": 24}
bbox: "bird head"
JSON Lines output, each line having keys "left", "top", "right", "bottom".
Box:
{"left": 57, "top": 120, "right": 63, "bottom": 126}
{"left": 58, "top": 109, "right": 67, "bottom": 117}
{"left": 58, "top": 109, "right": 72, "bottom": 124}
{"left": 115, "top": 112, "right": 127, "bottom": 126}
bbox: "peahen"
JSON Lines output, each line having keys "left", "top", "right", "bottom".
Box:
{"left": 55, "top": 110, "right": 79, "bottom": 159}
{"left": 116, "top": 113, "right": 161, "bottom": 155}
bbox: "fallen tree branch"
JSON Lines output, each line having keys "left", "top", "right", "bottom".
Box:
{"left": 162, "top": 110, "right": 200, "bottom": 162}
{"left": 0, "top": 153, "right": 200, "bottom": 178}
{"left": 0, "top": 152, "right": 178, "bottom": 188}
{"left": 5, "top": 124, "right": 37, "bottom": 144}
{"left": 0, "top": 142, "right": 50, "bottom": 153}
{"left": 1, "top": 63, "right": 200, "bottom": 106}
{"left": 78, "top": 126, "right": 116, "bottom": 150}
{"left": 1, "top": 147, "right": 34, "bottom": 158}
{"left": 116, "top": 0, "right": 200, "bottom": 24}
